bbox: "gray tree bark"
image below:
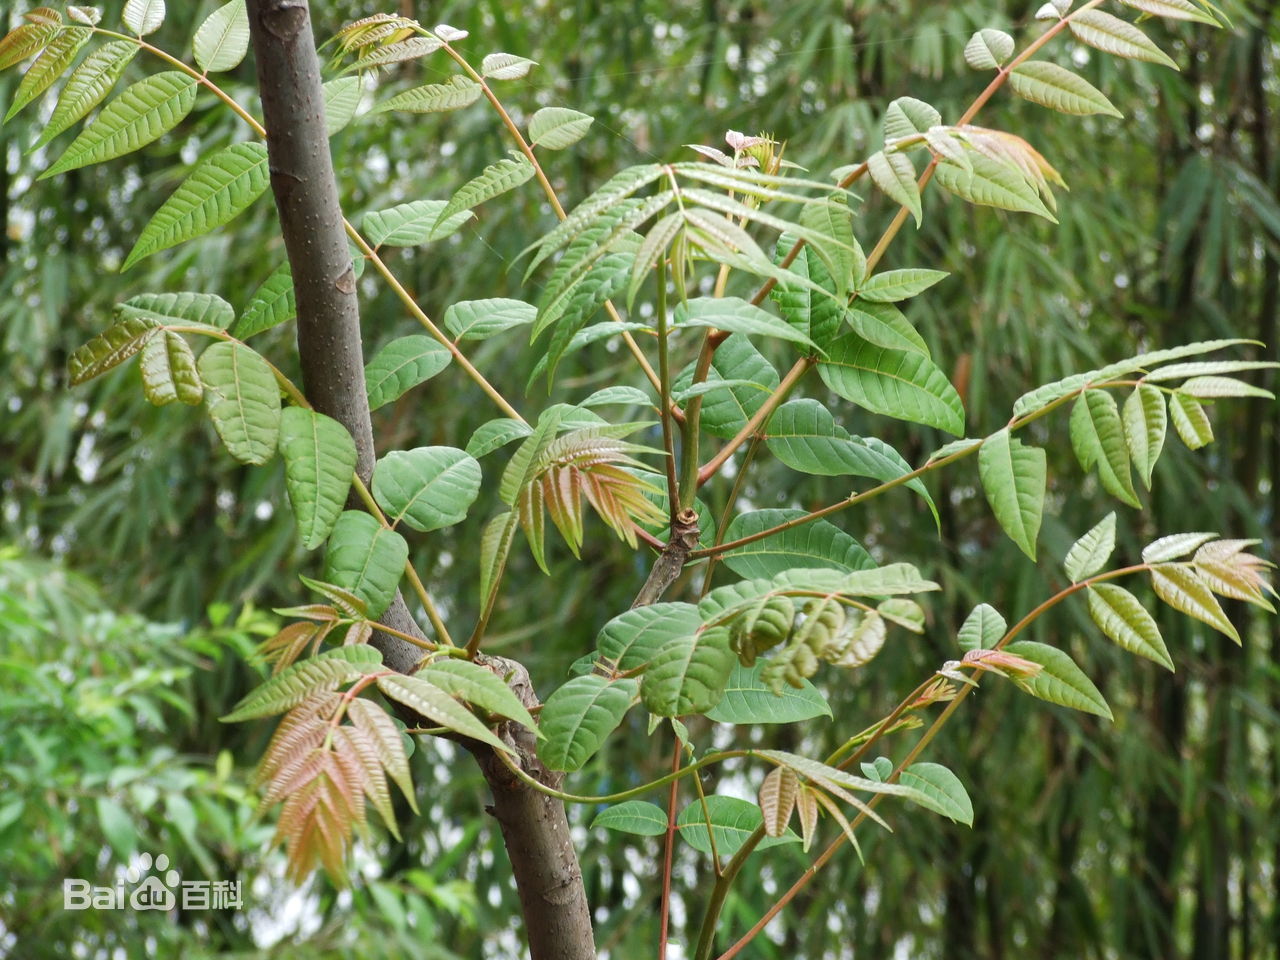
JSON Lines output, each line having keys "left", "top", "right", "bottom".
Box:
{"left": 244, "top": 4, "right": 597, "bottom": 957}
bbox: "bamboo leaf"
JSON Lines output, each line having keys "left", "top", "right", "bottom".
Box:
{"left": 193, "top": 0, "right": 248, "bottom": 73}
{"left": 139, "top": 330, "right": 201, "bottom": 406}
{"left": 220, "top": 647, "right": 383, "bottom": 722}
{"left": 1064, "top": 513, "right": 1117, "bottom": 582}
{"left": 1087, "top": 583, "right": 1173, "bottom": 669}
{"left": 197, "top": 341, "right": 281, "bottom": 465}
{"left": 1009, "top": 60, "right": 1123, "bottom": 117}
{"left": 1150, "top": 564, "right": 1239, "bottom": 642}
{"left": 1004, "top": 640, "right": 1113, "bottom": 719}
{"left": 538, "top": 675, "right": 637, "bottom": 771}
{"left": 818, "top": 333, "right": 965, "bottom": 435}
{"left": 372, "top": 75, "right": 480, "bottom": 115}
{"left": 278, "top": 408, "right": 357, "bottom": 550}
{"left": 33, "top": 40, "right": 138, "bottom": 148}
{"left": 42, "top": 72, "right": 197, "bottom": 179}
{"left": 372, "top": 446, "right": 481, "bottom": 533}
{"left": 377, "top": 675, "right": 514, "bottom": 754}
{"left": 528, "top": 106, "right": 593, "bottom": 150}
{"left": 364, "top": 335, "right": 452, "bottom": 410}
{"left": 124, "top": 142, "right": 270, "bottom": 270}
{"left": 322, "top": 511, "right": 408, "bottom": 620}
{"left": 978, "top": 429, "right": 1046, "bottom": 559}
{"left": 1068, "top": 9, "right": 1179, "bottom": 69}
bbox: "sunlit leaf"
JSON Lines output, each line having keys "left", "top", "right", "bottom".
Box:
{"left": 957, "top": 603, "right": 1006, "bottom": 653}
{"left": 377, "top": 675, "right": 513, "bottom": 754}
{"left": 1068, "top": 9, "right": 1179, "bottom": 69}
{"left": 123, "top": 0, "right": 165, "bottom": 35}
{"left": 1149, "top": 564, "right": 1239, "bottom": 642}
{"left": 5, "top": 25, "right": 90, "bottom": 122}
{"left": 193, "top": 0, "right": 249, "bottom": 73}
{"left": 371, "top": 75, "right": 480, "bottom": 115}
{"left": 1064, "top": 513, "right": 1117, "bottom": 582}
{"left": 33, "top": 40, "right": 138, "bottom": 148}
{"left": 963, "top": 28, "right": 1014, "bottom": 70}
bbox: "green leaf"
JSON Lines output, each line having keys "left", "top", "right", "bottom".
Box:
{"left": 957, "top": 603, "right": 1006, "bottom": 653}
{"left": 377, "top": 675, "right": 514, "bottom": 754}
{"left": 882, "top": 96, "right": 940, "bottom": 142}
{"left": 481, "top": 52, "right": 535, "bottom": 79}
{"left": 363, "top": 200, "right": 473, "bottom": 247}
{"left": 1142, "top": 532, "right": 1217, "bottom": 563}
{"left": 1123, "top": 383, "right": 1166, "bottom": 489}
{"left": 123, "top": 142, "right": 269, "bottom": 270}
{"left": 197, "top": 341, "right": 281, "bottom": 465}
{"left": 1149, "top": 565, "right": 1239, "bottom": 642}
{"left": 581, "top": 386, "right": 653, "bottom": 408}
{"left": 123, "top": 0, "right": 165, "bottom": 36}
{"left": 770, "top": 235, "right": 845, "bottom": 348}
{"left": 676, "top": 795, "right": 799, "bottom": 857}
{"left": 818, "top": 333, "right": 965, "bottom": 435}
{"left": 436, "top": 156, "right": 535, "bottom": 230}
{"left": 68, "top": 316, "right": 159, "bottom": 385}
{"left": 544, "top": 251, "right": 637, "bottom": 384}
{"left": 674, "top": 296, "right": 815, "bottom": 349}
{"left": 232, "top": 264, "right": 296, "bottom": 339}
{"left": 866, "top": 151, "right": 922, "bottom": 226}
{"left": 705, "top": 662, "right": 832, "bottom": 724}
{"left": 444, "top": 298, "right": 536, "bottom": 341}
{"left": 528, "top": 107, "right": 593, "bottom": 150}
{"left": 595, "top": 603, "right": 702, "bottom": 672}
{"left": 96, "top": 796, "right": 137, "bottom": 858}
{"left": 42, "top": 72, "right": 197, "bottom": 179}
{"left": 1144, "top": 359, "right": 1278, "bottom": 381}
{"left": 978, "top": 429, "right": 1046, "bottom": 560}
{"left": 278, "top": 408, "right": 357, "bottom": 550}
{"left": 478, "top": 511, "right": 518, "bottom": 611}
{"left": 1004, "top": 640, "right": 1113, "bottom": 720}
{"left": 1087, "top": 583, "right": 1173, "bottom": 670}
{"left": 139, "top": 330, "right": 201, "bottom": 406}
{"left": 591, "top": 801, "right": 668, "bottom": 836}
{"left": 33, "top": 40, "right": 138, "bottom": 148}
{"left": 6, "top": 25, "right": 90, "bottom": 122}
{"left": 323, "top": 76, "right": 362, "bottom": 135}
{"left": 0, "top": 19, "right": 61, "bottom": 72}
{"left": 1064, "top": 513, "right": 1117, "bottom": 582}
{"left": 641, "top": 626, "right": 736, "bottom": 717}
{"left": 1178, "top": 375, "right": 1274, "bottom": 399}
{"left": 1169, "top": 391, "right": 1213, "bottom": 448}
{"left": 372, "top": 446, "right": 481, "bottom": 533}
{"left": 1068, "top": 9, "right": 1178, "bottom": 69}
{"left": 1118, "top": 0, "right": 1220, "bottom": 24}
{"left": 322, "top": 511, "right": 409, "bottom": 619}
{"left": 857, "top": 268, "right": 948, "bottom": 303}
{"left": 499, "top": 407, "right": 563, "bottom": 505}
{"left": 720, "top": 510, "right": 873, "bottom": 580}
{"left": 899, "top": 763, "right": 974, "bottom": 825}
{"left": 963, "top": 28, "right": 1014, "bottom": 69}
{"left": 192, "top": 0, "right": 248, "bottom": 73}
{"left": 365, "top": 335, "right": 452, "bottom": 410}
{"left": 1070, "top": 390, "right": 1140, "bottom": 507}
{"left": 799, "top": 194, "right": 863, "bottom": 290}
{"left": 220, "top": 647, "right": 383, "bottom": 722}
{"left": 845, "top": 303, "right": 930, "bottom": 357}
{"left": 934, "top": 154, "right": 1056, "bottom": 221}
{"left": 538, "top": 675, "right": 637, "bottom": 772}
{"left": 118, "top": 291, "right": 235, "bottom": 328}
{"left": 674, "top": 334, "right": 779, "bottom": 439}
{"left": 419, "top": 659, "right": 538, "bottom": 732}
{"left": 1009, "top": 60, "right": 1123, "bottom": 117}
{"left": 466, "top": 418, "right": 532, "bottom": 458}
{"left": 372, "top": 75, "right": 480, "bottom": 115}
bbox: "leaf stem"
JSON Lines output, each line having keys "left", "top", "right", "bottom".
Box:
{"left": 494, "top": 747, "right": 751, "bottom": 805}
{"left": 657, "top": 740, "right": 683, "bottom": 960}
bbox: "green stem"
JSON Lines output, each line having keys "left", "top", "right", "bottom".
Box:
{"left": 495, "top": 748, "right": 751, "bottom": 805}
{"left": 655, "top": 259, "right": 681, "bottom": 520}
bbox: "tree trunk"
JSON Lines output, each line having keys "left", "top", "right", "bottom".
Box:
{"left": 244, "top": 4, "right": 597, "bottom": 957}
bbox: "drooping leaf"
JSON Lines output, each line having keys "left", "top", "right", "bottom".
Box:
{"left": 1169, "top": 391, "right": 1213, "bottom": 448}
{"left": 232, "top": 264, "right": 296, "bottom": 339}
{"left": 898, "top": 763, "right": 974, "bottom": 825}
{"left": 139, "top": 330, "right": 202, "bottom": 406}
{"left": 528, "top": 106, "right": 593, "bottom": 150}
{"left": 377, "top": 675, "right": 513, "bottom": 754}
{"left": 478, "top": 511, "right": 518, "bottom": 612}
{"left": 220, "top": 647, "right": 383, "bottom": 722}
{"left": 1070, "top": 390, "right": 1140, "bottom": 508}
{"left": 68, "top": 316, "right": 160, "bottom": 385}
{"left": 124, "top": 142, "right": 270, "bottom": 270}
{"left": 957, "top": 603, "right": 1006, "bottom": 653}
{"left": 799, "top": 194, "right": 864, "bottom": 291}
{"left": 1004, "top": 640, "right": 1113, "bottom": 719}
{"left": 676, "top": 795, "right": 799, "bottom": 857}
{"left": 758, "top": 766, "right": 800, "bottom": 837}
{"left": 1087, "top": 583, "right": 1173, "bottom": 669}
{"left": 1009, "top": 60, "right": 1123, "bottom": 117}
{"left": 674, "top": 296, "right": 815, "bottom": 349}
{"left": 363, "top": 200, "right": 473, "bottom": 247}
{"left": 443, "top": 298, "right": 536, "bottom": 341}
{"left": 1064, "top": 513, "right": 1117, "bottom": 582}
{"left": 33, "top": 40, "right": 138, "bottom": 148}
{"left": 364, "top": 335, "right": 452, "bottom": 410}
{"left": 123, "top": 0, "right": 165, "bottom": 35}
{"left": 197, "top": 341, "right": 281, "bottom": 465}
{"left": 0, "top": 16, "right": 61, "bottom": 72}
{"left": 720, "top": 510, "right": 873, "bottom": 580}
{"left": 1068, "top": 9, "right": 1179, "bottom": 69}
{"left": 322, "top": 511, "right": 409, "bottom": 619}
{"left": 866, "top": 150, "right": 922, "bottom": 226}
{"left": 1123, "top": 383, "right": 1167, "bottom": 489}
{"left": 771, "top": 235, "right": 845, "bottom": 347}
{"left": 372, "top": 446, "right": 482, "bottom": 533}
{"left": 591, "top": 800, "right": 668, "bottom": 836}
{"left": 192, "top": 0, "right": 248, "bottom": 73}
{"left": 1149, "top": 564, "right": 1239, "bottom": 642}
{"left": 641, "top": 626, "right": 737, "bottom": 717}
{"left": 418, "top": 659, "right": 538, "bottom": 732}
{"left": 819, "top": 333, "right": 964, "bottom": 435}
{"left": 372, "top": 75, "right": 480, "bottom": 115}
{"left": 978, "top": 429, "right": 1046, "bottom": 560}
{"left": 537, "top": 675, "right": 637, "bottom": 771}
{"left": 5, "top": 25, "right": 90, "bottom": 122}
{"left": 42, "top": 72, "right": 197, "bottom": 179}
{"left": 278, "top": 408, "right": 357, "bottom": 550}
{"left": 857, "top": 268, "right": 948, "bottom": 303}
{"left": 705, "top": 662, "right": 832, "bottom": 724}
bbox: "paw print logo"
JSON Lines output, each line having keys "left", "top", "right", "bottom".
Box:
{"left": 126, "top": 853, "right": 179, "bottom": 911}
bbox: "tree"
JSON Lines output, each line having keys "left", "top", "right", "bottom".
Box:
{"left": 0, "top": 1, "right": 1274, "bottom": 958}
